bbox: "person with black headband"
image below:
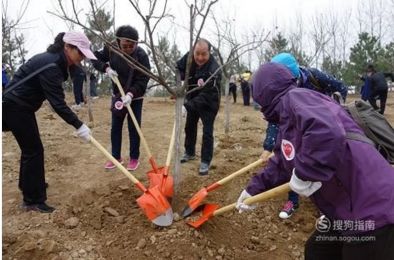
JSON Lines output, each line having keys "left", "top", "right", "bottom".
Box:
{"left": 92, "top": 25, "right": 151, "bottom": 171}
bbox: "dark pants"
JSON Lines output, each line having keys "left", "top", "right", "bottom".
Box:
{"left": 3, "top": 105, "right": 47, "bottom": 204}
{"left": 73, "top": 82, "right": 84, "bottom": 105}
{"left": 229, "top": 84, "right": 237, "bottom": 103}
{"left": 111, "top": 99, "right": 143, "bottom": 160}
{"left": 242, "top": 87, "right": 250, "bottom": 106}
{"left": 368, "top": 89, "right": 388, "bottom": 115}
{"left": 305, "top": 224, "right": 394, "bottom": 260}
{"left": 184, "top": 109, "right": 217, "bottom": 164}
{"left": 90, "top": 82, "right": 97, "bottom": 97}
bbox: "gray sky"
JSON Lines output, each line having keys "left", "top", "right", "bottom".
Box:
{"left": 4, "top": 0, "right": 392, "bottom": 69}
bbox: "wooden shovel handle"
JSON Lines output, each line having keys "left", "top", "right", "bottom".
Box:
{"left": 90, "top": 135, "right": 145, "bottom": 191}
{"left": 111, "top": 76, "right": 154, "bottom": 162}
{"left": 213, "top": 183, "right": 291, "bottom": 217}
{"left": 166, "top": 123, "right": 176, "bottom": 167}
{"left": 216, "top": 153, "right": 273, "bottom": 186}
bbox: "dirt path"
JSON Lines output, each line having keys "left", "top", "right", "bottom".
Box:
{"left": 3, "top": 94, "right": 394, "bottom": 259}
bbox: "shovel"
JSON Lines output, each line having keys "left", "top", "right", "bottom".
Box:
{"left": 147, "top": 123, "right": 176, "bottom": 198}
{"left": 182, "top": 155, "right": 272, "bottom": 218}
{"left": 111, "top": 75, "right": 160, "bottom": 173}
{"left": 187, "top": 183, "right": 290, "bottom": 229}
{"left": 89, "top": 135, "right": 173, "bottom": 226}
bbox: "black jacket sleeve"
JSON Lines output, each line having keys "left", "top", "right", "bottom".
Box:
{"left": 126, "top": 48, "right": 151, "bottom": 97}
{"left": 39, "top": 67, "right": 83, "bottom": 129}
{"left": 91, "top": 45, "right": 110, "bottom": 73}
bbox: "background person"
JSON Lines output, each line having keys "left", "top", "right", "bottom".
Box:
{"left": 365, "top": 64, "right": 394, "bottom": 115}
{"left": 229, "top": 74, "right": 237, "bottom": 103}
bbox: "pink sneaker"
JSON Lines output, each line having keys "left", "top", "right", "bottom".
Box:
{"left": 127, "top": 159, "right": 139, "bottom": 171}
{"left": 104, "top": 158, "right": 123, "bottom": 169}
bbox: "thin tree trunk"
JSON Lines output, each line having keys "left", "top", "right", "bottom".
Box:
{"left": 224, "top": 78, "right": 230, "bottom": 134}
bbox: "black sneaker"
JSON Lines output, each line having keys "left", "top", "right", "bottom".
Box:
{"left": 180, "top": 153, "right": 196, "bottom": 163}
{"left": 22, "top": 202, "right": 55, "bottom": 213}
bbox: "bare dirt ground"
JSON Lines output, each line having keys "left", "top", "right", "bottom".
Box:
{"left": 3, "top": 93, "right": 394, "bottom": 260}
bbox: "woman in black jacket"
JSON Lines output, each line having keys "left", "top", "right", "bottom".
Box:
{"left": 3, "top": 31, "right": 96, "bottom": 213}
{"left": 92, "top": 25, "right": 151, "bottom": 171}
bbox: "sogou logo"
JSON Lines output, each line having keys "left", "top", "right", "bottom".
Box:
{"left": 281, "top": 139, "right": 295, "bottom": 160}
{"left": 316, "top": 215, "right": 331, "bottom": 233}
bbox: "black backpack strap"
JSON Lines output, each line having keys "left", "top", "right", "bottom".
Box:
{"left": 3, "top": 63, "right": 57, "bottom": 97}
{"left": 345, "top": 132, "right": 375, "bottom": 146}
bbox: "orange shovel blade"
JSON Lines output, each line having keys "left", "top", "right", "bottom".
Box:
{"left": 136, "top": 185, "right": 173, "bottom": 226}
{"left": 147, "top": 166, "right": 174, "bottom": 198}
{"left": 181, "top": 187, "right": 208, "bottom": 217}
{"left": 187, "top": 203, "right": 219, "bottom": 229}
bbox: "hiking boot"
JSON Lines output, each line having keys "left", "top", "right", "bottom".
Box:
{"left": 199, "top": 162, "right": 210, "bottom": 176}
{"left": 180, "top": 153, "right": 196, "bottom": 163}
{"left": 279, "top": 200, "right": 299, "bottom": 219}
{"left": 104, "top": 158, "right": 124, "bottom": 169}
{"left": 127, "top": 159, "right": 139, "bottom": 171}
{"left": 22, "top": 202, "right": 55, "bottom": 213}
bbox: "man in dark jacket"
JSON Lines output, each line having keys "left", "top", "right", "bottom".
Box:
{"left": 92, "top": 25, "right": 150, "bottom": 171}
{"left": 177, "top": 38, "right": 221, "bottom": 175}
{"left": 366, "top": 64, "right": 393, "bottom": 115}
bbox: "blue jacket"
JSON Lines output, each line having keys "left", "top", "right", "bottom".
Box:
{"left": 299, "top": 67, "right": 348, "bottom": 101}
{"left": 250, "top": 63, "right": 394, "bottom": 234}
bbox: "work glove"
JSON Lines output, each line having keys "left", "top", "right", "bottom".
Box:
{"left": 197, "top": 78, "right": 205, "bottom": 87}
{"left": 121, "top": 92, "right": 133, "bottom": 106}
{"left": 106, "top": 67, "right": 118, "bottom": 78}
{"left": 76, "top": 124, "right": 91, "bottom": 142}
{"left": 289, "top": 169, "right": 322, "bottom": 197}
{"left": 236, "top": 190, "right": 256, "bottom": 213}
{"left": 182, "top": 105, "right": 187, "bottom": 118}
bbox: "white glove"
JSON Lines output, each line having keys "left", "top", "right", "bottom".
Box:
{"left": 106, "top": 67, "right": 118, "bottom": 78}
{"left": 289, "top": 169, "right": 322, "bottom": 197}
{"left": 76, "top": 124, "right": 91, "bottom": 142}
{"left": 121, "top": 92, "right": 133, "bottom": 106}
{"left": 182, "top": 105, "right": 187, "bottom": 118}
{"left": 197, "top": 78, "right": 205, "bottom": 87}
{"left": 236, "top": 190, "right": 256, "bottom": 213}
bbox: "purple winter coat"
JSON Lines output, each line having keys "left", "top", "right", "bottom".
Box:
{"left": 247, "top": 62, "right": 394, "bottom": 233}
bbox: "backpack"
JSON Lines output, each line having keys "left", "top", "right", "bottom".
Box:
{"left": 345, "top": 100, "right": 394, "bottom": 164}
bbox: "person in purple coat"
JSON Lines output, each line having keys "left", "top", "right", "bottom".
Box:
{"left": 236, "top": 62, "right": 394, "bottom": 259}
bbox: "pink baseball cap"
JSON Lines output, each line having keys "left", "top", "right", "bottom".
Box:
{"left": 63, "top": 31, "right": 97, "bottom": 60}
